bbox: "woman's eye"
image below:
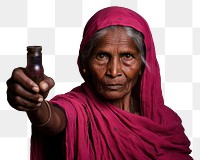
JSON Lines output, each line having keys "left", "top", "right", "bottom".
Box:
{"left": 96, "top": 53, "right": 108, "bottom": 60}
{"left": 122, "top": 53, "right": 134, "bottom": 59}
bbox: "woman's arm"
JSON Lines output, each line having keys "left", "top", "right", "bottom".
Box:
{"left": 27, "top": 101, "right": 66, "bottom": 136}
{"left": 6, "top": 67, "right": 66, "bottom": 136}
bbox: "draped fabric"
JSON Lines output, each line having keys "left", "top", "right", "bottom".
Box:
{"left": 30, "top": 6, "right": 192, "bottom": 160}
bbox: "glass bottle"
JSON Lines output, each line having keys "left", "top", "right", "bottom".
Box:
{"left": 26, "top": 46, "right": 44, "bottom": 84}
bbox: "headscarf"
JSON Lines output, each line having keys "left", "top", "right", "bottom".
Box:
{"left": 78, "top": 6, "right": 192, "bottom": 159}
{"left": 31, "top": 6, "right": 192, "bottom": 160}
{"left": 78, "top": 6, "right": 165, "bottom": 121}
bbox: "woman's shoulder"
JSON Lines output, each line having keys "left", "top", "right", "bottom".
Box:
{"left": 161, "top": 105, "right": 183, "bottom": 129}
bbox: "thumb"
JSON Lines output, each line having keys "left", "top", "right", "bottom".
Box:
{"left": 39, "top": 75, "right": 55, "bottom": 93}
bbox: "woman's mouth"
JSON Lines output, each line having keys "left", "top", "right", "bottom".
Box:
{"left": 104, "top": 84, "right": 122, "bottom": 90}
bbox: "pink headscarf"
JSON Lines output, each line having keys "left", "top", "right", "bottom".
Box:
{"left": 31, "top": 6, "right": 192, "bottom": 160}
{"left": 78, "top": 6, "right": 167, "bottom": 121}
{"left": 77, "top": 6, "right": 192, "bottom": 159}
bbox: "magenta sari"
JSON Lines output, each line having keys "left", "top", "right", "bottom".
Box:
{"left": 31, "top": 6, "right": 192, "bottom": 160}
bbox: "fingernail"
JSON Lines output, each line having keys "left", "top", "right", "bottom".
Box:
{"left": 38, "top": 97, "right": 43, "bottom": 102}
{"left": 32, "top": 86, "right": 39, "bottom": 93}
{"left": 36, "top": 103, "right": 41, "bottom": 107}
{"left": 41, "top": 83, "right": 48, "bottom": 91}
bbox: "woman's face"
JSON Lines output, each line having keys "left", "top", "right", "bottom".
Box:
{"left": 89, "top": 28, "right": 142, "bottom": 101}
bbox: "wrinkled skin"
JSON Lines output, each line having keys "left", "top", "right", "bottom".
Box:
{"left": 89, "top": 28, "right": 142, "bottom": 110}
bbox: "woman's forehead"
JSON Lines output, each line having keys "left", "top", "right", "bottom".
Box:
{"left": 94, "top": 28, "right": 138, "bottom": 50}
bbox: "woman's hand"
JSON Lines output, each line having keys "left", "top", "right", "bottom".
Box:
{"left": 6, "top": 67, "right": 55, "bottom": 112}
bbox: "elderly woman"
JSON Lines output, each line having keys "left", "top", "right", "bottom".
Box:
{"left": 6, "top": 6, "right": 192, "bottom": 160}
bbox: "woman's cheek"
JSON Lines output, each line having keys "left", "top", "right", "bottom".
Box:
{"left": 92, "top": 64, "right": 107, "bottom": 80}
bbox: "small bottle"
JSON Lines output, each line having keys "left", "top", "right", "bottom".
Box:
{"left": 26, "top": 46, "right": 44, "bottom": 84}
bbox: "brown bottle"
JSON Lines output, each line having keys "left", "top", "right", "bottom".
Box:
{"left": 26, "top": 46, "right": 44, "bottom": 84}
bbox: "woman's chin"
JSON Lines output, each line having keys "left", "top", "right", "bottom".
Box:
{"left": 100, "top": 91, "right": 125, "bottom": 101}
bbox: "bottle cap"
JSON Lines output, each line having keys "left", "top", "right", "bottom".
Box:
{"left": 27, "top": 46, "right": 42, "bottom": 52}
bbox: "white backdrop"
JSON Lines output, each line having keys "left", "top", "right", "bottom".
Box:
{"left": 0, "top": 0, "right": 199, "bottom": 159}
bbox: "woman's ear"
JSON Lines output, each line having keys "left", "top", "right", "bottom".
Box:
{"left": 83, "top": 68, "right": 86, "bottom": 73}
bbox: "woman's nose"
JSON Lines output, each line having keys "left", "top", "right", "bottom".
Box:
{"left": 106, "top": 57, "right": 122, "bottom": 78}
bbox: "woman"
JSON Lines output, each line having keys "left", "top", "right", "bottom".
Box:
{"left": 6, "top": 6, "right": 192, "bottom": 160}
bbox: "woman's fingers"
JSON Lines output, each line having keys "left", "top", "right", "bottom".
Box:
{"left": 6, "top": 67, "right": 55, "bottom": 112}
{"left": 6, "top": 67, "right": 41, "bottom": 111}
{"left": 11, "top": 67, "right": 40, "bottom": 93}
{"left": 7, "top": 80, "right": 43, "bottom": 103}
{"left": 7, "top": 89, "right": 40, "bottom": 111}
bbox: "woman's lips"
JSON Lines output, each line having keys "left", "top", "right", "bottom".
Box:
{"left": 104, "top": 84, "right": 122, "bottom": 90}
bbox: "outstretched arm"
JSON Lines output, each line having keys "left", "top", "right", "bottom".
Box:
{"left": 6, "top": 68, "right": 66, "bottom": 136}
